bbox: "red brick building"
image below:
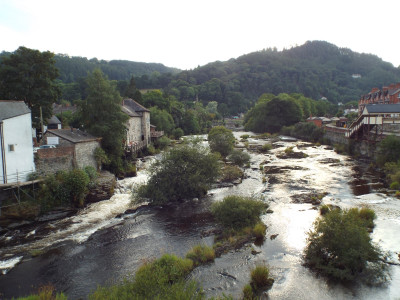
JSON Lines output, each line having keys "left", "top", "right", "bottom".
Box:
{"left": 358, "top": 82, "right": 400, "bottom": 114}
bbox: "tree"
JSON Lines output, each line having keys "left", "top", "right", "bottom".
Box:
{"left": 208, "top": 126, "right": 235, "bottom": 157}
{"left": 376, "top": 135, "right": 400, "bottom": 166}
{"left": 80, "top": 69, "right": 129, "bottom": 172}
{"left": 304, "top": 208, "right": 388, "bottom": 283}
{"left": 136, "top": 142, "right": 220, "bottom": 204}
{"left": 149, "top": 107, "right": 175, "bottom": 135}
{"left": 0, "top": 46, "right": 61, "bottom": 128}
{"left": 244, "top": 96, "right": 302, "bottom": 133}
{"left": 124, "top": 76, "right": 143, "bottom": 104}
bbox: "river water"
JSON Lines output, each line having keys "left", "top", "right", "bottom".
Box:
{"left": 0, "top": 133, "right": 399, "bottom": 299}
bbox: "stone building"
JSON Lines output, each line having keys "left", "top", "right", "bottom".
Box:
{"left": 35, "top": 129, "right": 101, "bottom": 174}
{"left": 122, "top": 98, "right": 151, "bottom": 148}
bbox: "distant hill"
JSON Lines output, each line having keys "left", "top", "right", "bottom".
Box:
{"left": 54, "top": 55, "right": 181, "bottom": 82}
{"left": 145, "top": 41, "right": 400, "bottom": 113}
{"left": 0, "top": 50, "right": 180, "bottom": 83}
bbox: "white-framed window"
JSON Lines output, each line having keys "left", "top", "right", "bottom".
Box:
{"left": 8, "top": 144, "right": 15, "bottom": 152}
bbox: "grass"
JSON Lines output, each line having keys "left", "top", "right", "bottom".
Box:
{"left": 252, "top": 222, "right": 267, "bottom": 240}
{"left": 185, "top": 244, "right": 215, "bottom": 266}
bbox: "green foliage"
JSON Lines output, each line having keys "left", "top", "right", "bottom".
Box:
{"left": 211, "top": 196, "right": 268, "bottom": 230}
{"left": 281, "top": 122, "right": 324, "bottom": 142}
{"left": 208, "top": 126, "right": 235, "bottom": 157}
{"left": 154, "top": 136, "right": 171, "bottom": 150}
{"left": 185, "top": 244, "right": 215, "bottom": 266}
{"left": 284, "top": 146, "right": 294, "bottom": 154}
{"left": 38, "top": 169, "right": 91, "bottom": 210}
{"left": 260, "top": 143, "right": 273, "bottom": 152}
{"left": 14, "top": 285, "right": 67, "bottom": 300}
{"left": 250, "top": 265, "right": 273, "bottom": 292}
{"left": 252, "top": 222, "right": 267, "bottom": 240}
{"left": 149, "top": 107, "right": 175, "bottom": 134}
{"left": 227, "top": 149, "right": 250, "bottom": 167}
{"left": 220, "top": 165, "right": 243, "bottom": 182}
{"left": 80, "top": 69, "right": 129, "bottom": 174}
{"left": 0, "top": 46, "right": 61, "bottom": 128}
{"left": 93, "top": 147, "right": 110, "bottom": 171}
{"left": 242, "top": 284, "right": 254, "bottom": 300}
{"left": 390, "top": 181, "right": 400, "bottom": 190}
{"left": 244, "top": 96, "right": 302, "bottom": 133}
{"left": 136, "top": 143, "right": 220, "bottom": 204}
{"left": 63, "top": 169, "right": 90, "bottom": 207}
{"left": 377, "top": 135, "right": 400, "bottom": 166}
{"left": 172, "top": 127, "right": 184, "bottom": 140}
{"left": 89, "top": 254, "right": 201, "bottom": 300}
{"left": 304, "top": 208, "right": 388, "bottom": 283}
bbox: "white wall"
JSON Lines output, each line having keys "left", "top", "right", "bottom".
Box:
{"left": 1, "top": 113, "right": 35, "bottom": 183}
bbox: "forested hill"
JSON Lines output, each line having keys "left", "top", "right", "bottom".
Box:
{"left": 0, "top": 51, "right": 180, "bottom": 83}
{"left": 54, "top": 55, "right": 181, "bottom": 82}
{"left": 148, "top": 41, "right": 400, "bottom": 110}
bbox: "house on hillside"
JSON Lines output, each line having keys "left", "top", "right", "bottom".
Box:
{"left": 0, "top": 101, "right": 35, "bottom": 184}
{"left": 122, "top": 98, "right": 151, "bottom": 149}
{"left": 37, "top": 129, "right": 101, "bottom": 174}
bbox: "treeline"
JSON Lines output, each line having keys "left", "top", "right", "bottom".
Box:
{"left": 244, "top": 93, "right": 336, "bottom": 133}
{"left": 0, "top": 51, "right": 180, "bottom": 83}
{"left": 134, "top": 41, "right": 400, "bottom": 114}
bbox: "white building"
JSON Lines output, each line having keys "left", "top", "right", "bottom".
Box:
{"left": 0, "top": 101, "right": 35, "bottom": 184}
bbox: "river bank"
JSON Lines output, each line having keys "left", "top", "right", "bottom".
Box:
{"left": 0, "top": 133, "right": 399, "bottom": 299}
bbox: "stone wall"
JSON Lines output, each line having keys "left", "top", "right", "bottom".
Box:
{"left": 34, "top": 146, "right": 75, "bottom": 175}
{"left": 75, "top": 141, "right": 99, "bottom": 169}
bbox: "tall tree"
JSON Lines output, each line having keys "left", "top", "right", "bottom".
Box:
{"left": 124, "top": 76, "right": 143, "bottom": 104}
{"left": 0, "top": 46, "right": 61, "bottom": 128}
{"left": 80, "top": 69, "right": 128, "bottom": 172}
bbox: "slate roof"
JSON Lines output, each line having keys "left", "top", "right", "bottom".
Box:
{"left": 47, "top": 115, "right": 61, "bottom": 125}
{"left": 122, "top": 98, "right": 149, "bottom": 117}
{"left": 0, "top": 101, "right": 31, "bottom": 122}
{"left": 46, "top": 129, "right": 101, "bottom": 143}
{"left": 364, "top": 104, "right": 400, "bottom": 114}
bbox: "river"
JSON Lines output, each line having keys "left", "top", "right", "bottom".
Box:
{"left": 0, "top": 133, "right": 399, "bottom": 299}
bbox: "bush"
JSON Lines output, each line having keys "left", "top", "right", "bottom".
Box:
{"left": 250, "top": 265, "right": 273, "bottom": 292}
{"left": 208, "top": 126, "right": 235, "bottom": 157}
{"left": 242, "top": 284, "right": 254, "bottom": 300}
{"left": 172, "top": 128, "right": 184, "bottom": 140}
{"left": 220, "top": 165, "right": 243, "bottom": 182}
{"left": 252, "top": 222, "right": 267, "bottom": 240}
{"left": 94, "top": 147, "right": 110, "bottom": 171}
{"left": 64, "top": 169, "right": 90, "bottom": 207}
{"left": 377, "top": 135, "right": 400, "bottom": 166}
{"left": 390, "top": 181, "right": 400, "bottom": 190}
{"left": 136, "top": 142, "right": 220, "bottom": 204}
{"left": 227, "top": 149, "right": 250, "bottom": 167}
{"left": 154, "top": 136, "right": 171, "bottom": 150}
{"left": 211, "top": 196, "right": 268, "bottom": 230}
{"left": 260, "top": 143, "right": 273, "bottom": 152}
{"left": 89, "top": 254, "right": 201, "bottom": 300}
{"left": 284, "top": 146, "right": 294, "bottom": 154}
{"left": 185, "top": 245, "right": 215, "bottom": 266}
{"left": 16, "top": 285, "right": 67, "bottom": 300}
{"left": 304, "top": 208, "right": 388, "bottom": 283}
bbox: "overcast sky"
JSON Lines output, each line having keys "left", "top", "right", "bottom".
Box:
{"left": 1, "top": 0, "right": 399, "bottom": 70}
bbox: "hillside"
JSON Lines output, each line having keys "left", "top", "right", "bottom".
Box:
{"left": 54, "top": 55, "right": 181, "bottom": 82}
{"left": 139, "top": 41, "right": 400, "bottom": 113}
{"left": 0, "top": 50, "right": 180, "bottom": 83}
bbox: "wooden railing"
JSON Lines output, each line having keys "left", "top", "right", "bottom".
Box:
{"left": 125, "top": 140, "right": 147, "bottom": 153}
{"left": 151, "top": 131, "right": 164, "bottom": 138}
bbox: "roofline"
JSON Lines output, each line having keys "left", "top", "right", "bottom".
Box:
{"left": 46, "top": 129, "right": 102, "bottom": 143}
{"left": 0, "top": 111, "right": 31, "bottom": 121}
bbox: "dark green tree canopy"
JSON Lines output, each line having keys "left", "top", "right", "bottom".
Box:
{"left": 80, "top": 69, "right": 129, "bottom": 172}
{"left": 136, "top": 142, "right": 220, "bottom": 204}
{"left": 0, "top": 46, "right": 60, "bottom": 127}
{"left": 208, "top": 126, "right": 235, "bottom": 157}
{"left": 244, "top": 96, "right": 302, "bottom": 133}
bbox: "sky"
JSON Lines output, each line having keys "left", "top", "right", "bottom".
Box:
{"left": 1, "top": 0, "right": 399, "bottom": 70}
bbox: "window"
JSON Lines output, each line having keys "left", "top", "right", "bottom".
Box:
{"left": 8, "top": 144, "right": 15, "bottom": 152}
